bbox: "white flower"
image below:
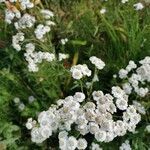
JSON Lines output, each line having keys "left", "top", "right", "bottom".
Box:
{"left": 91, "top": 143, "right": 103, "bottom": 150}
{"left": 133, "top": 3, "right": 144, "bottom": 10}
{"left": 126, "top": 105, "right": 136, "bottom": 115}
{"left": 122, "top": 83, "right": 132, "bottom": 95}
{"left": 77, "top": 138, "right": 87, "bottom": 150}
{"left": 112, "top": 86, "right": 125, "bottom": 99}
{"left": 119, "top": 140, "right": 131, "bottom": 150}
{"left": 119, "top": 69, "right": 128, "bottom": 79}
{"left": 26, "top": 118, "right": 36, "bottom": 130}
{"left": 34, "top": 24, "right": 51, "bottom": 40}
{"left": 136, "top": 64, "right": 150, "bottom": 82}
{"left": 113, "top": 74, "right": 117, "bottom": 78}
{"left": 100, "top": 8, "right": 106, "bottom": 14}
{"left": 136, "top": 87, "right": 149, "bottom": 97}
{"left": 130, "top": 113, "right": 141, "bottom": 124}
{"left": 31, "top": 127, "right": 45, "bottom": 143}
{"left": 89, "top": 56, "right": 105, "bottom": 70}
{"left": 72, "top": 68, "right": 83, "bottom": 80}
{"left": 126, "top": 60, "right": 137, "bottom": 72}
{"left": 61, "top": 38, "right": 68, "bottom": 45}
{"left": 13, "top": 97, "right": 20, "bottom": 104}
{"left": 41, "top": 9, "right": 54, "bottom": 19}
{"left": 95, "top": 130, "right": 106, "bottom": 142}
{"left": 121, "top": 0, "right": 128, "bottom": 3}
{"left": 19, "top": 0, "right": 34, "bottom": 10}
{"left": 27, "top": 56, "right": 150, "bottom": 145}
{"left": 24, "top": 43, "right": 55, "bottom": 72}
{"left": 14, "top": 14, "right": 36, "bottom": 29}
{"left": 39, "top": 126, "right": 52, "bottom": 138}
{"left": 105, "top": 131, "right": 115, "bottom": 142}
{"left": 89, "top": 122, "right": 99, "bottom": 134}
{"left": 145, "top": 125, "right": 150, "bottom": 133}
{"left": 28, "top": 96, "right": 35, "bottom": 103}
{"left": 18, "top": 103, "right": 25, "bottom": 111}
{"left": 58, "top": 53, "right": 69, "bottom": 61}
{"left": 116, "top": 99, "right": 128, "bottom": 110}
{"left": 5, "top": 9, "right": 15, "bottom": 24}
{"left": 12, "top": 32, "right": 25, "bottom": 51}
{"left": 84, "top": 102, "right": 96, "bottom": 110}
{"left": 70, "top": 64, "right": 91, "bottom": 80}
{"left": 139, "top": 56, "right": 150, "bottom": 65}
{"left": 46, "top": 20, "right": 56, "bottom": 26}
{"left": 81, "top": 64, "right": 92, "bottom": 77}
{"left": 26, "top": 122, "right": 33, "bottom": 130}
{"left": 74, "top": 92, "right": 85, "bottom": 102}
{"left": 92, "top": 90, "right": 104, "bottom": 101}
{"left": 58, "top": 131, "right": 68, "bottom": 139}
{"left": 59, "top": 138, "right": 67, "bottom": 150}
{"left": 67, "top": 136, "right": 78, "bottom": 150}
{"left": 133, "top": 101, "right": 146, "bottom": 115}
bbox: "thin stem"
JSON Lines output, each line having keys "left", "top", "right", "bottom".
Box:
{"left": 88, "top": 67, "right": 98, "bottom": 98}
{"left": 80, "top": 80, "right": 84, "bottom": 93}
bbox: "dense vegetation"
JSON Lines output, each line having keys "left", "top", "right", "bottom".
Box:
{"left": 0, "top": 0, "right": 150, "bottom": 149}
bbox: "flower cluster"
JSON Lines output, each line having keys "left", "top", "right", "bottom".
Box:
{"left": 24, "top": 43, "right": 55, "bottom": 72}
{"left": 60, "top": 38, "right": 68, "bottom": 45}
{"left": 27, "top": 57, "right": 149, "bottom": 149}
{"left": 89, "top": 56, "right": 105, "bottom": 70}
{"left": 26, "top": 118, "right": 36, "bottom": 130}
{"left": 119, "top": 140, "right": 131, "bottom": 150}
{"left": 14, "top": 13, "right": 36, "bottom": 29}
{"left": 1, "top": 1, "right": 58, "bottom": 72}
{"left": 12, "top": 32, "right": 25, "bottom": 51}
{"left": 91, "top": 143, "right": 103, "bottom": 150}
{"left": 13, "top": 97, "right": 25, "bottom": 111}
{"left": 58, "top": 131, "right": 87, "bottom": 150}
{"left": 27, "top": 90, "right": 141, "bottom": 146}
{"left": 34, "top": 10, "right": 55, "bottom": 41}
{"left": 133, "top": 3, "right": 144, "bottom": 10}
{"left": 5, "top": 8, "right": 21, "bottom": 24}
{"left": 71, "top": 64, "right": 91, "bottom": 80}
{"left": 117, "top": 57, "right": 150, "bottom": 97}
{"left": 34, "top": 24, "right": 51, "bottom": 41}
{"left": 58, "top": 53, "right": 69, "bottom": 61}
{"left": 121, "top": 0, "right": 128, "bottom": 4}
{"left": 19, "top": 0, "right": 34, "bottom": 10}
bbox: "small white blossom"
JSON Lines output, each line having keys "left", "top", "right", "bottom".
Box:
{"left": 121, "top": 0, "right": 128, "bottom": 3}
{"left": 61, "top": 38, "right": 68, "bottom": 45}
{"left": 89, "top": 56, "right": 105, "bottom": 70}
{"left": 18, "top": 103, "right": 25, "bottom": 111}
{"left": 100, "top": 8, "right": 106, "bottom": 14}
{"left": 91, "top": 143, "right": 103, "bottom": 150}
{"left": 119, "top": 69, "right": 128, "bottom": 79}
{"left": 77, "top": 138, "right": 87, "bottom": 150}
{"left": 119, "top": 140, "right": 131, "bottom": 150}
{"left": 13, "top": 97, "right": 20, "bottom": 104}
{"left": 145, "top": 125, "right": 150, "bottom": 133}
{"left": 71, "top": 64, "right": 91, "bottom": 80}
{"left": 74, "top": 92, "right": 85, "bottom": 102}
{"left": 58, "top": 53, "right": 69, "bottom": 61}
{"left": 133, "top": 3, "right": 144, "bottom": 10}
{"left": 95, "top": 130, "right": 106, "bottom": 142}
{"left": 14, "top": 14, "right": 36, "bottom": 29}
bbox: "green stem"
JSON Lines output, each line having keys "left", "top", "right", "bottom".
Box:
{"left": 88, "top": 67, "right": 98, "bottom": 98}
{"left": 80, "top": 80, "right": 84, "bottom": 93}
